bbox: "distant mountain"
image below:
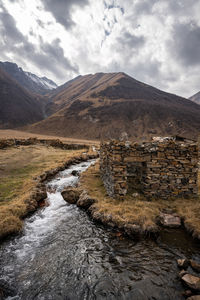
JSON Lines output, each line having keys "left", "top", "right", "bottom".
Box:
{"left": 0, "top": 61, "right": 57, "bottom": 95}
{"left": 0, "top": 68, "right": 44, "bottom": 128}
{"left": 26, "top": 72, "right": 200, "bottom": 140}
{"left": 189, "top": 91, "right": 200, "bottom": 105}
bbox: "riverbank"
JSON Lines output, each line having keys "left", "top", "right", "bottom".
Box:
{"left": 69, "top": 162, "right": 200, "bottom": 239}
{"left": 0, "top": 142, "right": 97, "bottom": 241}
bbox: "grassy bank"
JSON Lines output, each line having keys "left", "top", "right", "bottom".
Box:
{"left": 0, "top": 144, "right": 87, "bottom": 239}
{"left": 80, "top": 162, "right": 200, "bottom": 238}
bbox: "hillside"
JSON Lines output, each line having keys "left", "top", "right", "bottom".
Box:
{"left": 0, "top": 61, "right": 57, "bottom": 95}
{"left": 26, "top": 72, "right": 200, "bottom": 140}
{"left": 189, "top": 91, "right": 200, "bottom": 105}
{"left": 0, "top": 68, "right": 44, "bottom": 129}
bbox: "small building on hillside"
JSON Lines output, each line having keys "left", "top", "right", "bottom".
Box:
{"left": 100, "top": 137, "right": 199, "bottom": 199}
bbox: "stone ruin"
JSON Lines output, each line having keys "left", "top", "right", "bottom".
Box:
{"left": 100, "top": 137, "right": 199, "bottom": 200}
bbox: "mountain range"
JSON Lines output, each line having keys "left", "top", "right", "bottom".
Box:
{"left": 0, "top": 61, "right": 200, "bottom": 140}
{"left": 0, "top": 62, "right": 57, "bottom": 95}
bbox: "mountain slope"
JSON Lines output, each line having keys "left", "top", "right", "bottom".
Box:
{"left": 0, "top": 61, "right": 57, "bottom": 95}
{"left": 189, "top": 91, "right": 200, "bottom": 105}
{"left": 27, "top": 72, "right": 200, "bottom": 140}
{"left": 0, "top": 68, "right": 44, "bottom": 128}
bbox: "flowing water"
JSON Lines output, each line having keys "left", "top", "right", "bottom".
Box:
{"left": 0, "top": 160, "right": 200, "bottom": 300}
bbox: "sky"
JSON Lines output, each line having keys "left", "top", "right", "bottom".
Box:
{"left": 0, "top": 0, "right": 200, "bottom": 98}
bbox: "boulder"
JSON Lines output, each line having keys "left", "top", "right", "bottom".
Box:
{"left": 177, "top": 258, "right": 189, "bottom": 269}
{"left": 158, "top": 213, "right": 181, "bottom": 228}
{"left": 182, "top": 274, "right": 200, "bottom": 291}
{"left": 77, "top": 190, "right": 96, "bottom": 209}
{"left": 61, "top": 187, "right": 81, "bottom": 204}
{"left": 190, "top": 260, "right": 200, "bottom": 273}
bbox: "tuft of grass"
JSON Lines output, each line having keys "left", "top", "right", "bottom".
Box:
{"left": 80, "top": 162, "right": 200, "bottom": 236}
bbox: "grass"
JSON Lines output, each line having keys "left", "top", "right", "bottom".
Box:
{"left": 0, "top": 144, "right": 87, "bottom": 239}
{"left": 0, "top": 129, "right": 100, "bottom": 146}
{"left": 80, "top": 162, "right": 200, "bottom": 237}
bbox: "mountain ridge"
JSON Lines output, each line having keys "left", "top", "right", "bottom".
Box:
{"left": 189, "top": 91, "right": 200, "bottom": 105}
{"left": 25, "top": 72, "right": 200, "bottom": 140}
{"left": 0, "top": 61, "right": 57, "bottom": 95}
{"left": 0, "top": 68, "right": 44, "bottom": 128}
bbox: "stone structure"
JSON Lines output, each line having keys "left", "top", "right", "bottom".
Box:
{"left": 100, "top": 137, "right": 199, "bottom": 199}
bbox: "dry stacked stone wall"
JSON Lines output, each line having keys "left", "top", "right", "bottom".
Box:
{"left": 100, "top": 138, "right": 199, "bottom": 199}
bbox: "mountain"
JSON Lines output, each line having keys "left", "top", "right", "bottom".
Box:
{"left": 0, "top": 68, "right": 44, "bottom": 129}
{"left": 0, "top": 61, "right": 57, "bottom": 95}
{"left": 26, "top": 72, "right": 200, "bottom": 140}
{"left": 189, "top": 91, "right": 200, "bottom": 105}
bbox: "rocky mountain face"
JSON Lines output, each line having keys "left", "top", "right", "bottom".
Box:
{"left": 0, "top": 61, "right": 57, "bottom": 95}
{"left": 0, "top": 68, "right": 44, "bottom": 128}
{"left": 189, "top": 91, "right": 200, "bottom": 105}
{"left": 26, "top": 72, "right": 200, "bottom": 140}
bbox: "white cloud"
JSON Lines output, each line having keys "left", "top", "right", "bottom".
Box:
{"left": 0, "top": 0, "right": 200, "bottom": 98}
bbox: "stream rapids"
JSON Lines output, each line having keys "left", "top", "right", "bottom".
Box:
{"left": 0, "top": 159, "right": 200, "bottom": 300}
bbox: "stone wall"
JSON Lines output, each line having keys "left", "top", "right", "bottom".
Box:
{"left": 0, "top": 138, "right": 89, "bottom": 150}
{"left": 100, "top": 138, "right": 199, "bottom": 199}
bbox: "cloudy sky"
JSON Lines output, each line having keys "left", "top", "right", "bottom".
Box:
{"left": 0, "top": 0, "right": 200, "bottom": 97}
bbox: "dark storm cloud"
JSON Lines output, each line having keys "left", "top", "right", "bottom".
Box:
{"left": 40, "top": 0, "right": 88, "bottom": 29}
{"left": 169, "top": 21, "right": 200, "bottom": 67}
{"left": 0, "top": 4, "right": 78, "bottom": 79}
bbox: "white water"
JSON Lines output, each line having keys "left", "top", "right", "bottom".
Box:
{"left": 3, "top": 160, "right": 95, "bottom": 264}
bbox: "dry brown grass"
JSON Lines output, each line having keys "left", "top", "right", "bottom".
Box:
{"left": 80, "top": 162, "right": 200, "bottom": 236}
{"left": 0, "top": 145, "right": 87, "bottom": 239}
{"left": 0, "top": 129, "right": 99, "bottom": 146}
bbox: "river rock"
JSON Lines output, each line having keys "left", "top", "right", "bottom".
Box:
{"left": 71, "top": 170, "right": 80, "bottom": 176}
{"left": 190, "top": 260, "right": 200, "bottom": 273}
{"left": 177, "top": 258, "right": 189, "bottom": 269}
{"left": 182, "top": 274, "right": 200, "bottom": 291}
{"left": 179, "top": 270, "right": 188, "bottom": 278}
{"left": 61, "top": 187, "right": 81, "bottom": 204}
{"left": 77, "top": 190, "right": 96, "bottom": 209}
{"left": 158, "top": 213, "right": 181, "bottom": 228}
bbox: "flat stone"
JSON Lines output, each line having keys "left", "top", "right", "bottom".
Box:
{"left": 182, "top": 274, "right": 200, "bottom": 291}
{"left": 159, "top": 213, "right": 181, "bottom": 228}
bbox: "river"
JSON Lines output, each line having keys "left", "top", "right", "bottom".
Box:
{"left": 0, "top": 160, "right": 199, "bottom": 300}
